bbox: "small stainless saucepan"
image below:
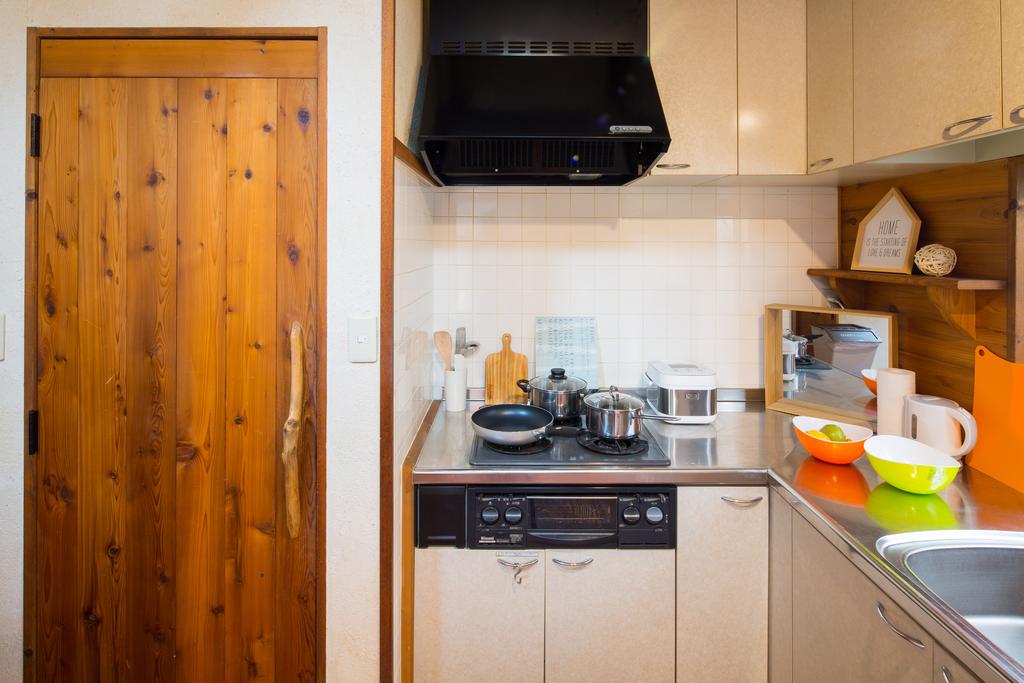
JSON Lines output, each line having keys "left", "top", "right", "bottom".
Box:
{"left": 583, "top": 387, "right": 676, "bottom": 440}
{"left": 471, "top": 403, "right": 554, "bottom": 446}
{"left": 517, "top": 367, "right": 589, "bottom": 420}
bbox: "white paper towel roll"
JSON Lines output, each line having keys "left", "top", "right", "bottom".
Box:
{"left": 876, "top": 368, "right": 916, "bottom": 435}
{"left": 444, "top": 355, "right": 467, "bottom": 413}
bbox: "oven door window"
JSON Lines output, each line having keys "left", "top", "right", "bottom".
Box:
{"left": 529, "top": 496, "right": 617, "bottom": 530}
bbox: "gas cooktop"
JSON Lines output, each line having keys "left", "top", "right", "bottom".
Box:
{"left": 469, "top": 421, "right": 671, "bottom": 468}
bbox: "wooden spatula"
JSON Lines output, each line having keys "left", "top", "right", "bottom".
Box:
{"left": 433, "top": 330, "right": 453, "bottom": 371}
{"left": 485, "top": 333, "right": 528, "bottom": 405}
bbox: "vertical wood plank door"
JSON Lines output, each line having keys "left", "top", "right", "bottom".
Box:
{"left": 33, "top": 64, "right": 320, "bottom": 681}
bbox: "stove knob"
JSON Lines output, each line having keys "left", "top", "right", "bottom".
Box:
{"left": 645, "top": 506, "right": 665, "bottom": 525}
{"left": 480, "top": 506, "right": 500, "bottom": 525}
{"left": 504, "top": 506, "right": 523, "bottom": 524}
{"left": 622, "top": 506, "right": 641, "bottom": 525}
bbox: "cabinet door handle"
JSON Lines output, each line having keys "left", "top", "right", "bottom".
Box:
{"left": 721, "top": 495, "right": 763, "bottom": 508}
{"left": 941, "top": 666, "right": 953, "bottom": 683}
{"left": 943, "top": 114, "right": 993, "bottom": 136}
{"left": 552, "top": 557, "right": 595, "bottom": 568}
{"left": 809, "top": 157, "right": 834, "bottom": 169}
{"left": 656, "top": 163, "right": 691, "bottom": 170}
{"left": 875, "top": 603, "right": 926, "bottom": 649}
{"left": 497, "top": 557, "right": 538, "bottom": 570}
{"left": 1010, "top": 104, "right": 1024, "bottom": 124}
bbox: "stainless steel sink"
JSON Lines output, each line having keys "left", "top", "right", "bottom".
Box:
{"left": 877, "top": 531, "right": 1024, "bottom": 669}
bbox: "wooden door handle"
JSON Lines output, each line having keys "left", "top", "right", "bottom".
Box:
{"left": 282, "top": 321, "right": 304, "bottom": 539}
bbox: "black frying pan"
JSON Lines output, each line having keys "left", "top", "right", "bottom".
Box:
{"left": 471, "top": 404, "right": 553, "bottom": 446}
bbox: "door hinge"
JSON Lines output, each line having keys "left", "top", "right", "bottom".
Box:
{"left": 29, "top": 114, "right": 40, "bottom": 158}
{"left": 27, "top": 410, "right": 38, "bottom": 455}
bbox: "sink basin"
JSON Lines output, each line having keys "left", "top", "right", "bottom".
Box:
{"left": 877, "top": 531, "right": 1024, "bottom": 669}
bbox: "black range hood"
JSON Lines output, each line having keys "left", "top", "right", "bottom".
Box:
{"left": 416, "top": 1, "right": 670, "bottom": 186}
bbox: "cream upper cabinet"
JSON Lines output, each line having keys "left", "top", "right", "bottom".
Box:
{"left": 792, "top": 515, "right": 933, "bottom": 682}
{"left": 677, "top": 486, "right": 769, "bottom": 682}
{"left": 738, "top": 0, "right": 807, "bottom": 174}
{"left": 650, "top": 0, "right": 738, "bottom": 175}
{"left": 853, "top": 0, "right": 1002, "bottom": 163}
{"left": 1003, "top": 0, "right": 1024, "bottom": 128}
{"left": 545, "top": 549, "right": 675, "bottom": 681}
{"left": 807, "top": 0, "right": 854, "bottom": 172}
{"left": 413, "top": 549, "right": 544, "bottom": 682}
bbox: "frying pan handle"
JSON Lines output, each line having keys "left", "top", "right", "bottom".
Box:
{"left": 517, "top": 379, "right": 531, "bottom": 393}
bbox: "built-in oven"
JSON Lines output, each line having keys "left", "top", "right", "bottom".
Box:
{"left": 415, "top": 485, "right": 675, "bottom": 550}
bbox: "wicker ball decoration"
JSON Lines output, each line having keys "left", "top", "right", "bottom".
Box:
{"left": 914, "top": 243, "right": 957, "bottom": 277}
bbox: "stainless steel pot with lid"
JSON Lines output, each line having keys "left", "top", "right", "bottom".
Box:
{"left": 583, "top": 386, "right": 676, "bottom": 440}
{"left": 517, "top": 368, "right": 588, "bottom": 420}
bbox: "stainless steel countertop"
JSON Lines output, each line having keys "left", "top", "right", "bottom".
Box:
{"left": 411, "top": 400, "right": 1024, "bottom": 681}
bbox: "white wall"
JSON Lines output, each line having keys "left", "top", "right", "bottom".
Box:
{"left": 0, "top": 4, "right": 382, "bottom": 681}
{"left": 430, "top": 185, "right": 838, "bottom": 390}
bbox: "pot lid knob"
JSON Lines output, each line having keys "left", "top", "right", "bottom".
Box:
{"left": 549, "top": 368, "right": 566, "bottom": 380}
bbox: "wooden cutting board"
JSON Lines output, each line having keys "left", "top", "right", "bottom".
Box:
{"left": 485, "top": 333, "right": 528, "bottom": 405}
{"left": 969, "top": 345, "right": 1024, "bottom": 494}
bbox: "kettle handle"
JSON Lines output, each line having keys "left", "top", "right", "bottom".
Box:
{"left": 950, "top": 407, "right": 978, "bottom": 458}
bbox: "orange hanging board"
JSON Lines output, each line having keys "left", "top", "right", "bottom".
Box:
{"left": 969, "top": 346, "right": 1024, "bottom": 494}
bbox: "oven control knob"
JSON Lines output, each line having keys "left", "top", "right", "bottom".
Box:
{"left": 504, "top": 507, "right": 523, "bottom": 524}
{"left": 645, "top": 506, "right": 665, "bottom": 525}
{"left": 622, "top": 506, "right": 641, "bottom": 525}
{"left": 480, "top": 506, "right": 500, "bottom": 525}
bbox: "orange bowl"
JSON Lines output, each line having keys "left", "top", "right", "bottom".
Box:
{"left": 861, "top": 369, "right": 878, "bottom": 395}
{"left": 792, "top": 416, "right": 873, "bottom": 465}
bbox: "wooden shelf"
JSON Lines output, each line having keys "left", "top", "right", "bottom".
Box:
{"left": 806, "top": 268, "right": 1006, "bottom": 340}
{"left": 805, "top": 268, "right": 1005, "bottom": 291}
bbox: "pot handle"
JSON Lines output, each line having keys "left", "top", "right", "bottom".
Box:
{"left": 516, "top": 379, "right": 531, "bottom": 393}
{"left": 950, "top": 407, "right": 978, "bottom": 458}
{"left": 638, "top": 413, "right": 682, "bottom": 423}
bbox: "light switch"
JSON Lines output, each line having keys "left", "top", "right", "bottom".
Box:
{"left": 348, "top": 315, "right": 377, "bottom": 363}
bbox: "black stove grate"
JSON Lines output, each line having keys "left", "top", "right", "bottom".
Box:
{"left": 575, "top": 430, "right": 649, "bottom": 456}
{"left": 482, "top": 438, "right": 553, "bottom": 455}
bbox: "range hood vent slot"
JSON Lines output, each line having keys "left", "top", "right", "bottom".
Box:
{"left": 452, "top": 139, "right": 617, "bottom": 173}
{"left": 439, "top": 39, "right": 638, "bottom": 56}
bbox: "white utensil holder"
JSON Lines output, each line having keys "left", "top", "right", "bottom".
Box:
{"left": 444, "top": 366, "right": 467, "bottom": 412}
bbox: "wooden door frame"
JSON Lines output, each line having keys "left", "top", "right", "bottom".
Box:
{"left": 23, "top": 27, "right": 328, "bottom": 683}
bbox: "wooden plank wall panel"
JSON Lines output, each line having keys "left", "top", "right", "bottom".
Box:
{"left": 225, "top": 78, "right": 279, "bottom": 682}
{"left": 78, "top": 77, "right": 129, "bottom": 680}
{"left": 839, "top": 159, "right": 1012, "bottom": 408}
{"left": 35, "top": 77, "right": 80, "bottom": 682}
{"left": 275, "top": 78, "right": 318, "bottom": 683}
{"left": 41, "top": 39, "right": 318, "bottom": 79}
{"left": 175, "top": 77, "right": 228, "bottom": 683}
{"left": 125, "top": 78, "right": 178, "bottom": 681}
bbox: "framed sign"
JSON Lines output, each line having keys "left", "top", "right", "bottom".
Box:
{"left": 851, "top": 188, "right": 921, "bottom": 274}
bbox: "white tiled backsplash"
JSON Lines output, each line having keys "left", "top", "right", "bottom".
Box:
{"left": 393, "top": 163, "right": 437, "bottom": 458}
{"left": 429, "top": 185, "right": 838, "bottom": 390}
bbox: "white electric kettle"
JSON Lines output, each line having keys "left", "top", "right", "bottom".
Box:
{"left": 902, "top": 394, "right": 978, "bottom": 459}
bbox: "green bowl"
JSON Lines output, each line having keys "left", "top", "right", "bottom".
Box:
{"left": 865, "top": 435, "right": 961, "bottom": 495}
{"left": 865, "top": 483, "right": 958, "bottom": 532}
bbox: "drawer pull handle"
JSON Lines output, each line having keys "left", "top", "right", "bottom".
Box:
{"left": 943, "top": 114, "right": 993, "bottom": 136}
{"left": 875, "top": 603, "right": 926, "bottom": 649}
{"left": 809, "top": 157, "right": 834, "bottom": 169}
{"left": 1011, "top": 104, "right": 1024, "bottom": 124}
{"left": 656, "top": 163, "right": 691, "bottom": 170}
{"left": 498, "top": 557, "right": 538, "bottom": 584}
{"left": 552, "top": 557, "right": 594, "bottom": 569}
{"left": 941, "top": 666, "right": 953, "bottom": 683}
{"left": 721, "top": 495, "right": 763, "bottom": 508}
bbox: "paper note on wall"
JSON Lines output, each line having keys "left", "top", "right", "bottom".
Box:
{"left": 534, "top": 316, "right": 598, "bottom": 387}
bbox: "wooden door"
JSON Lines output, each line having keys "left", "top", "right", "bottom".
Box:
{"left": 792, "top": 515, "right": 932, "bottom": 682}
{"left": 807, "top": 0, "right": 853, "bottom": 172}
{"left": 649, "top": 0, "right": 738, "bottom": 176}
{"left": 676, "top": 487, "right": 768, "bottom": 682}
{"left": 413, "top": 549, "right": 545, "bottom": 682}
{"left": 32, "top": 38, "right": 321, "bottom": 682}
{"left": 545, "top": 549, "right": 675, "bottom": 682}
{"left": 853, "top": 0, "right": 1002, "bottom": 162}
